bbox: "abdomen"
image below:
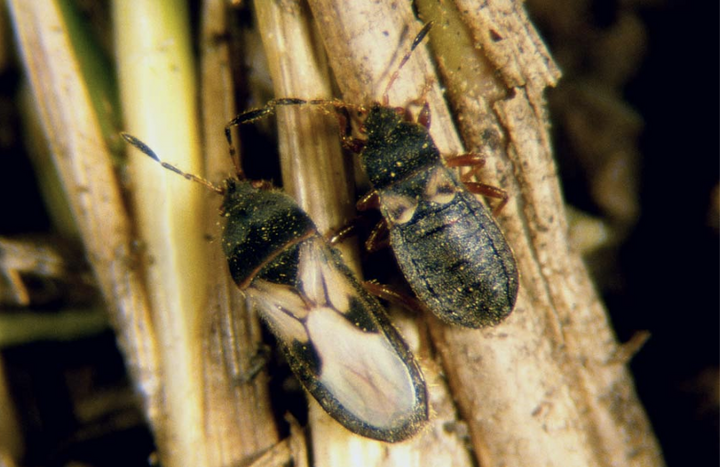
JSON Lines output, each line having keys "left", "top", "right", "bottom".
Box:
{"left": 390, "top": 190, "right": 518, "bottom": 328}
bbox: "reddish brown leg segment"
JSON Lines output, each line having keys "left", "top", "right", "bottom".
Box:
{"left": 356, "top": 190, "right": 380, "bottom": 211}
{"left": 445, "top": 152, "right": 509, "bottom": 215}
{"left": 465, "top": 182, "right": 509, "bottom": 215}
{"left": 362, "top": 281, "right": 429, "bottom": 317}
{"left": 327, "top": 222, "right": 358, "bottom": 246}
{"left": 417, "top": 102, "right": 431, "bottom": 128}
{"left": 445, "top": 153, "right": 487, "bottom": 172}
{"left": 365, "top": 219, "right": 390, "bottom": 253}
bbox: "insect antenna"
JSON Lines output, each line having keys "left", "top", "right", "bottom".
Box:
{"left": 121, "top": 133, "right": 225, "bottom": 195}
{"left": 225, "top": 97, "right": 362, "bottom": 153}
{"left": 381, "top": 22, "right": 433, "bottom": 106}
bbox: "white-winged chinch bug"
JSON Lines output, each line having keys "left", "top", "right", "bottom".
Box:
{"left": 121, "top": 133, "right": 428, "bottom": 443}
{"left": 225, "top": 23, "right": 518, "bottom": 328}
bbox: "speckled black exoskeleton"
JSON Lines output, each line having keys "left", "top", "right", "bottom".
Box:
{"left": 355, "top": 103, "right": 518, "bottom": 327}
{"left": 121, "top": 133, "right": 428, "bottom": 443}
{"left": 225, "top": 23, "right": 518, "bottom": 328}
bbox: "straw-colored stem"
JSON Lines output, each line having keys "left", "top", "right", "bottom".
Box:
{"left": 252, "top": 2, "right": 475, "bottom": 465}
{"left": 198, "top": 0, "right": 282, "bottom": 463}
{"left": 250, "top": 2, "right": 359, "bottom": 461}
{"left": 7, "top": 0, "right": 161, "bottom": 446}
{"left": 114, "top": 1, "right": 208, "bottom": 465}
{"left": 306, "top": 0, "right": 664, "bottom": 465}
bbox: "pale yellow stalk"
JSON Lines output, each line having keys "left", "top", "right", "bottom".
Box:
{"left": 7, "top": 0, "right": 160, "bottom": 448}
{"left": 114, "top": 2, "right": 208, "bottom": 465}
{"left": 251, "top": 2, "right": 474, "bottom": 466}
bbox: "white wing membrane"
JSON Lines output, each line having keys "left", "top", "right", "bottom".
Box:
{"left": 247, "top": 237, "right": 420, "bottom": 431}
{"left": 246, "top": 280, "right": 309, "bottom": 344}
{"left": 305, "top": 304, "right": 417, "bottom": 428}
{"left": 300, "top": 239, "right": 351, "bottom": 313}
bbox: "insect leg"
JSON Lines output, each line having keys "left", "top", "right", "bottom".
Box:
{"left": 446, "top": 152, "right": 486, "bottom": 187}
{"left": 356, "top": 190, "right": 380, "bottom": 211}
{"left": 354, "top": 191, "right": 391, "bottom": 251}
{"left": 362, "top": 281, "right": 429, "bottom": 318}
{"left": 327, "top": 191, "right": 390, "bottom": 252}
{"left": 235, "top": 344, "right": 272, "bottom": 384}
{"left": 325, "top": 215, "right": 374, "bottom": 246}
{"left": 365, "top": 219, "right": 390, "bottom": 253}
{"left": 225, "top": 98, "right": 362, "bottom": 177}
{"left": 464, "top": 182, "right": 509, "bottom": 215}
{"left": 446, "top": 153, "right": 509, "bottom": 214}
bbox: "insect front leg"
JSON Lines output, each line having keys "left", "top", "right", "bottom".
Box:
{"left": 364, "top": 219, "right": 390, "bottom": 253}
{"left": 356, "top": 189, "right": 380, "bottom": 212}
{"left": 328, "top": 191, "right": 390, "bottom": 252}
{"left": 325, "top": 189, "right": 379, "bottom": 246}
{"left": 354, "top": 190, "right": 392, "bottom": 251}
{"left": 234, "top": 344, "right": 272, "bottom": 385}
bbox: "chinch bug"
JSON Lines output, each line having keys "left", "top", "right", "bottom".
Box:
{"left": 226, "top": 23, "right": 518, "bottom": 328}
{"left": 121, "top": 133, "right": 428, "bottom": 443}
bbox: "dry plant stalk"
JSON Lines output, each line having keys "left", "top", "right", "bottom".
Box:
{"left": 197, "top": 0, "right": 281, "bottom": 464}
{"left": 7, "top": 0, "right": 162, "bottom": 448}
{"left": 113, "top": 1, "right": 210, "bottom": 464}
{"left": 299, "top": 0, "right": 663, "bottom": 466}
{"left": 250, "top": 2, "right": 475, "bottom": 466}
{"left": 115, "top": 0, "right": 285, "bottom": 465}
{"left": 10, "top": 1, "right": 281, "bottom": 466}
{"left": 7, "top": 0, "right": 665, "bottom": 465}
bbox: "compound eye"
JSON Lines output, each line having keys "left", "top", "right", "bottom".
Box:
{"left": 381, "top": 193, "right": 418, "bottom": 225}
{"left": 425, "top": 167, "right": 456, "bottom": 205}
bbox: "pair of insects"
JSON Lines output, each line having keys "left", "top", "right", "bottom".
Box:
{"left": 123, "top": 23, "right": 517, "bottom": 443}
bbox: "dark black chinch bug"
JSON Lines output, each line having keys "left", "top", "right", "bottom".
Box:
{"left": 226, "top": 23, "right": 518, "bottom": 328}
{"left": 355, "top": 102, "right": 519, "bottom": 328}
{"left": 121, "top": 133, "right": 428, "bottom": 443}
